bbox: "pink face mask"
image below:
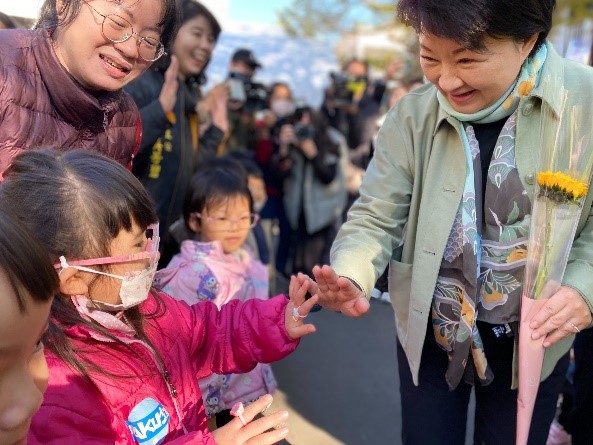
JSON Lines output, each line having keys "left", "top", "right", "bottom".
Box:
{"left": 56, "top": 224, "right": 160, "bottom": 311}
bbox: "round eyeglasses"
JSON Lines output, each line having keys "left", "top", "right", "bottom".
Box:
{"left": 193, "top": 213, "right": 260, "bottom": 231}
{"left": 86, "top": 2, "right": 165, "bottom": 62}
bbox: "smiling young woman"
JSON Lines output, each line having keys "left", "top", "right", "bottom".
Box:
{"left": 0, "top": 0, "right": 178, "bottom": 176}
{"left": 124, "top": 0, "right": 229, "bottom": 251}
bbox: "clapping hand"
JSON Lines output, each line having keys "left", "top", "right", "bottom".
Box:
{"left": 158, "top": 55, "right": 179, "bottom": 114}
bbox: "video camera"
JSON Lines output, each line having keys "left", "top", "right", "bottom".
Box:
{"left": 329, "top": 72, "right": 368, "bottom": 107}
{"left": 227, "top": 72, "right": 268, "bottom": 113}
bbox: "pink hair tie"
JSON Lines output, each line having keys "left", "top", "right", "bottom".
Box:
{"left": 230, "top": 402, "right": 247, "bottom": 426}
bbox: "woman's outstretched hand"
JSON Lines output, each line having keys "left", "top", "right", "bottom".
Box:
{"left": 284, "top": 276, "right": 318, "bottom": 339}
{"left": 301, "top": 265, "right": 370, "bottom": 317}
{"left": 211, "top": 394, "right": 289, "bottom": 444}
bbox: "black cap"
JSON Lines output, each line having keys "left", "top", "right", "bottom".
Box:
{"left": 231, "top": 48, "right": 262, "bottom": 69}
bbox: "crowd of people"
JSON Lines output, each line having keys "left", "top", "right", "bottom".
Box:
{"left": 0, "top": 0, "right": 592, "bottom": 444}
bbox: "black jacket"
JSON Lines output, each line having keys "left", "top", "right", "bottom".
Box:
{"left": 125, "top": 68, "right": 224, "bottom": 238}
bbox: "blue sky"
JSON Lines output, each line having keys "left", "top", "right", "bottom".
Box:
{"left": 227, "top": 0, "right": 293, "bottom": 26}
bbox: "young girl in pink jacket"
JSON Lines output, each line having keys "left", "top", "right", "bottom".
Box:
{"left": 0, "top": 149, "right": 318, "bottom": 445}
{"left": 156, "top": 158, "right": 277, "bottom": 427}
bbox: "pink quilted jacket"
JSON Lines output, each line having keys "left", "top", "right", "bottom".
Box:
{"left": 28, "top": 291, "right": 296, "bottom": 444}
{"left": 0, "top": 29, "right": 141, "bottom": 176}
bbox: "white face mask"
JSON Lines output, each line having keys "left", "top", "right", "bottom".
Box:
{"left": 271, "top": 99, "right": 295, "bottom": 118}
{"left": 57, "top": 224, "right": 160, "bottom": 312}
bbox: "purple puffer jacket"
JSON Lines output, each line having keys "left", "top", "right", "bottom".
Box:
{"left": 0, "top": 28, "right": 141, "bottom": 177}
{"left": 28, "top": 290, "right": 297, "bottom": 444}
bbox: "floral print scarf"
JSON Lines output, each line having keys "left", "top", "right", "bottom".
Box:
{"left": 432, "top": 44, "right": 547, "bottom": 390}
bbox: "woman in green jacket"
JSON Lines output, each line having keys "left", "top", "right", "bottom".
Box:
{"left": 307, "top": 0, "right": 593, "bottom": 444}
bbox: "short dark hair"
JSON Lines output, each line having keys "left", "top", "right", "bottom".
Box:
{"left": 183, "top": 157, "right": 253, "bottom": 229}
{"left": 0, "top": 207, "right": 58, "bottom": 312}
{"left": 36, "top": 0, "right": 179, "bottom": 51}
{"left": 397, "top": 0, "right": 555, "bottom": 55}
{"left": 178, "top": 0, "right": 221, "bottom": 40}
{"left": 224, "top": 151, "right": 263, "bottom": 179}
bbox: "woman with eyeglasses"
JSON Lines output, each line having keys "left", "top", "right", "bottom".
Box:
{"left": 0, "top": 0, "right": 177, "bottom": 177}
{"left": 155, "top": 156, "right": 283, "bottom": 432}
{"left": 125, "top": 0, "right": 229, "bottom": 250}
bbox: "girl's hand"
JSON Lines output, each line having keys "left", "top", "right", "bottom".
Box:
{"left": 211, "top": 394, "right": 289, "bottom": 445}
{"left": 308, "top": 265, "right": 370, "bottom": 317}
{"left": 285, "top": 276, "right": 318, "bottom": 339}
{"left": 529, "top": 285, "right": 592, "bottom": 347}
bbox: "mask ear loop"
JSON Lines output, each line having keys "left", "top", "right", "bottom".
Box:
{"left": 57, "top": 256, "right": 124, "bottom": 280}
{"left": 58, "top": 256, "right": 70, "bottom": 277}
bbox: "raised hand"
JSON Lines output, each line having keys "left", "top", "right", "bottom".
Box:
{"left": 211, "top": 394, "right": 289, "bottom": 445}
{"left": 284, "top": 276, "right": 317, "bottom": 339}
{"left": 205, "top": 83, "right": 230, "bottom": 132}
{"left": 307, "top": 265, "right": 370, "bottom": 317}
{"left": 158, "top": 55, "right": 179, "bottom": 114}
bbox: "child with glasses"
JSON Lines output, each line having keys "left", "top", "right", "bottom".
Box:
{"left": 0, "top": 149, "right": 318, "bottom": 445}
{"left": 155, "top": 157, "right": 282, "bottom": 429}
{"left": 0, "top": 0, "right": 178, "bottom": 176}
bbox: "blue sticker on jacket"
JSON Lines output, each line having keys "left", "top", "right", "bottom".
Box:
{"left": 126, "top": 398, "right": 170, "bottom": 444}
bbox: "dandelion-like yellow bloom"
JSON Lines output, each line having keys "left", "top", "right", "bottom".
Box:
{"left": 537, "top": 170, "right": 589, "bottom": 203}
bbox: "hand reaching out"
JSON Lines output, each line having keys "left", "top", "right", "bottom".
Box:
{"left": 302, "top": 266, "right": 370, "bottom": 317}
{"left": 211, "top": 394, "right": 289, "bottom": 445}
{"left": 284, "top": 275, "right": 318, "bottom": 339}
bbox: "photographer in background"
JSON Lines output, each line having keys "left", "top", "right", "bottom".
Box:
{"left": 321, "top": 59, "right": 384, "bottom": 216}
{"left": 282, "top": 107, "right": 348, "bottom": 275}
{"left": 224, "top": 48, "right": 267, "bottom": 153}
{"left": 322, "top": 58, "right": 384, "bottom": 172}
{"left": 254, "top": 82, "right": 296, "bottom": 280}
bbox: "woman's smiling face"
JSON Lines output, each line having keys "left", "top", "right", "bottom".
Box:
{"left": 53, "top": 0, "right": 164, "bottom": 91}
{"left": 172, "top": 14, "right": 216, "bottom": 80}
{"left": 419, "top": 32, "right": 537, "bottom": 113}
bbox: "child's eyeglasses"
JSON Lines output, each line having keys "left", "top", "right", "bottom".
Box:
{"left": 193, "top": 213, "right": 260, "bottom": 231}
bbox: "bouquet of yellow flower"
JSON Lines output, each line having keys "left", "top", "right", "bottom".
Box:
{"left": 517, "top": 78, "right": 593, "bottom": 445}
{"left": 526, "top": 170, "right": 589, "bottom": 301}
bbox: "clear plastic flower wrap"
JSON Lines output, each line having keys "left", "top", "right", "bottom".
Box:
{"left": 517, "top": 76, "right": 593, "bottom": 445}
